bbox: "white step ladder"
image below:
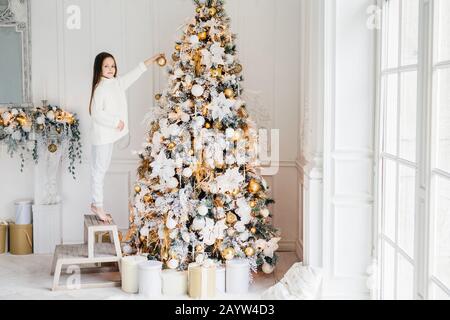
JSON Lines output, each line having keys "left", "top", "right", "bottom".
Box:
{"left": 50, "top": 214, "right": 122, "bottom": 291}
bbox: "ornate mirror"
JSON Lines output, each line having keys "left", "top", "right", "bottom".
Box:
{"left": 0, "top": 0, "right": 32, "bottom": 107}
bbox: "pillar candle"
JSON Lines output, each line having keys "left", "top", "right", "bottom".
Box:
{"left": 121, "top": 255, "right": 147, "bottom": 293}
{"left": 216, "top": 265, "right": 226, "bottom": 293}
{"left": 226, "top": 259, "right": 250, "bottom": 294}
{"left": 188, "top": 262, "right": 216, "bottom": 299}
{"left": 161, "top": 270, "right": 188, "bottom": 296}
{"left": 138, "top": 260, "right": 163, "bottom": 298}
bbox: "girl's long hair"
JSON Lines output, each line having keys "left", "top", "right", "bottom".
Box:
{"left": 89, "top": 52, "right": 117, "bottom": 115}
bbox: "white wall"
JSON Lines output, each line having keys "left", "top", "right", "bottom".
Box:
{"left": 0, "top": 0, "right": 301, "bottom": 252}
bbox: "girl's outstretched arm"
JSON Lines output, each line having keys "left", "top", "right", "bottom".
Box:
{"left": 118, "top": 53, "right": 163, "bottom": 90}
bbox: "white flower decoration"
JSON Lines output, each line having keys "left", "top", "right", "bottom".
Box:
{"left": 208, "top": 92, "right": 234, "bottom": 121}
{"left": 215, "top": 167, "right": 244, "bottom": 194}
{"left": 150, "top": 151, "right": 176, "bottom": 183}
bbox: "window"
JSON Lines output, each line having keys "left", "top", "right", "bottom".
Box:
{"left": 377, "top": 0, "right": 450, "bottom": 300}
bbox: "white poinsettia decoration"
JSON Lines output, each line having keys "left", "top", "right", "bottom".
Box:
{"left": 208, "top": 92, "right": 234, "bottom": 121}
{"left": 263, "top": 237, "right": 281, "bottom": 258}
{"left": 150, "top": 151, "right": 176, "bottom": 183}
{"left": 210, "top": 42, "right": 225, "bottom": 65}
{"left": 215, "top": 167, "right": 244, "bottom": 194}
{"left": 200, "top": 218, "right": 227, "bottom": 245}
{"left": 236, "top": 197, "right": 252, "bottom": 224}
{"left": 201, "top": 48, "right": 212, "bottom": 69}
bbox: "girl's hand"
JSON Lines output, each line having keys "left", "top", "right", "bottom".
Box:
{"left": 144, "top": 53, "right": 164, "bottom": 67}
{"left": 117, "top": 120, "right": 125, "bottom": 131}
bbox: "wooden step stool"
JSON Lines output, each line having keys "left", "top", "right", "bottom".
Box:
{"left": 50, "top": 214, "right": 122, "bottom": 291}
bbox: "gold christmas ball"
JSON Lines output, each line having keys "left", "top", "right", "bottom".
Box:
{"left": 168, "top": 142, "right": 176, "bottom": 150}
{"left": 155, "top": 93, "right": 162, "bottom": 100}
{"left": 250, "top": 200, "right": 257, "bottom": 208}
{"left": 213, "top": 121, "right": 223, "bottom": 130}
{"left": 56, "top": 127, "right": 62, "bottom": 134}
{"left": 175, "top": 44, "right": 182, "bottom": 51}
{"left": 189, "top": 149, "right": 194, "bottom": 156}
{"left": 250, "top": 227, "right": 257, "bottom": 234}
{"left": 209, "top": 7, "right": 217, "bottom": 16}
{"left": 205, "top": 122, "right": 211, "bottom": 129}
{"left": 134, "top": 185, "right": 141, "bottom": 193}
{"left": 222, "top": 247, "right": 235, "bottom": 260}
{"left": 157, "top": 55, "right": 167, "bottom": 67}
{"left": 224, "top": 88, "right": 234, "bottom": 98}
{"left": 195, "top": 245, "right": 204, "bottom": 252}
{"left": 245, "top": 247, "right": 255, "bottom": 257}
{"left": 248, "top": 179, "right": 261, "bottom": 194}
{"left": 226, "top": 212, "right": 237, "bottom": 224}
{"left": 172, "top": 53, "right": 180, "bottom": 62}
{"left": 210, "top": 68, "right": 222, "bottom": 77}
{"left": 143, "top": 193, "right": 152, "bottom": 203}
{"left": 198, "top": 31, "right": 208, "bottom": 41}
{"left": 48, "top": 143, "right": 57, "bottom": 153}
{"left": 38, "top": 124, "right": 44, "bottom": 131}
{"left": 233, "top": 64, "right": 243, "bottom": 74}
{"left": 196, "top": 7, "right": 202, "bottom": 13}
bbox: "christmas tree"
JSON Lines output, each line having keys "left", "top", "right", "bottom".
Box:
{"left": 125, "top": 0, "right": 281, "bottom": 274}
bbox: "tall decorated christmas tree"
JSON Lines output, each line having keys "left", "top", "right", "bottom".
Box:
{"left": 125, "top": 0, "right": 281, "bottom": 274}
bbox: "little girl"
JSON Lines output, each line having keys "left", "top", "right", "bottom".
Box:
{"left": 89, "top": 51, "right": 163, "bottom": 222}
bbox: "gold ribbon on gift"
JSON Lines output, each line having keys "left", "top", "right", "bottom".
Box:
{"left": 188, "top": 260, "right": 216, "bottom": 299}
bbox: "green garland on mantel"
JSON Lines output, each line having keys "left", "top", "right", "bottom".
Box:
{"left": 0, "top": 105, "right": 82, "bottom": 179}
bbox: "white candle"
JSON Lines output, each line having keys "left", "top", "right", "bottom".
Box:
{"left": 121, "top": 256, "right": 148, "bottom": 293}
{"left": 161, "top": 269, "right": 188, "bottom": 296}
{"left": 216, "top": 265, "right": 226, "bottom": 294}
{"left": 138, "top": 260, "right": 163, "bottom": 298}
{"left": 226, "top": 259, "right": 250, "bottom": 294}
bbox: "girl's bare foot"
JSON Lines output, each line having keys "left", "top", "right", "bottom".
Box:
{"left": 91, "top": 204, "right": 112, "bottom": 223}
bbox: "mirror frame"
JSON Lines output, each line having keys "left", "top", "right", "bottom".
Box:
{"left": 0, "top": 0, "right": 32, "bottom": 108}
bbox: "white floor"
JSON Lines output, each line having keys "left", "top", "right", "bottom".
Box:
{"left": 0, "top": 252, "right": 300, "bottom": 300}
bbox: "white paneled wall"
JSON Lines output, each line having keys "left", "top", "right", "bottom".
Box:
{"left": 0, "top": 0, "right": 301, "bottom": 252}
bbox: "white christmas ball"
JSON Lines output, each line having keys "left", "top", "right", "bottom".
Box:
{"left": 239, "top": 231, "right": 249, "bottom": 242}
{"left": 191, "top": 84, "right": 204, "bottom": 97}
{"left": 182, "top": 232, "right": 191, "bottom": 243}
{"left": 155, "top": 197, "right": 165, "bottom": 207}
{"left": 197, "top": 205, "right": 208, "bottom": 216}
{"left": 260, "top": 208, "right": 270, "bottom": 218}
{"left": 169, "top": 123, "right": 181, "bottom": 136}
{"left": 189, "top": 35, "right": 199, "bottom": 45}
{"left": 225, "top": 128, "right": 235, "bottom": 139}
{"left": 192, "top": 217, "right": 206, "bottom": 231}
{"left": 195, "top": 116, "right": 205, "bottom": 127}
{"left": 262, "top": 263, "right": 275, "bottom": 274}
{"left": 234, "top": 221, "right": 246, "bottom": 233}
{"left": 36, "top": 116, "right": 45, "bottom": 125}
{"left": 167, "top": 259, "right": 179, "bottom": 269}
{"left": 195, "top": 254, "right": 205, "bottom": 264}
{"left": 181, "top": 113, "right": 190, "bottom": 122}
{"left": 166, "top": 177, "right": 179, "bottom": 189}
{"left": 122, "top": 244, "right": 133, "bottom": 255}
{"left": 182, "top": 167, "right": 193, "bottom": 178}
{"left": 166, "top": 217, "right": 177, "bottom": 229}
{"left": 46, "top": 110, "right": 55, "bottom": 120}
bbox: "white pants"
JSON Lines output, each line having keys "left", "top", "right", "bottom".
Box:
{"left": 90, "top": 143, "right": 114, "bottom": 207}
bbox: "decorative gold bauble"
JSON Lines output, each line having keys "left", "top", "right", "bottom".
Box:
{"left": 250, "top": 227, "right": 257, "bottom": 234}
{"left": 134, "top": 185, "right": 141, "bottom": 193}
{"left": 168, "top": 142, "right": 176, "bottom": 150}
{"left": 195, "top": 245, "right": 204, "bottom": 252}
{"left": 65, "top": 115, "right": 75, "bottom": 125}
{"left": 250, "top": 200, "right": 257, "bottom": 208}
{"left": 189, "top": 149, "right": 194, "bottom": 156}
{"left": 226, "top": 212, "right": 237, "bottom": 224}
{"left": 56, "top": 112, "right": 64, "bottom": 121}
{"left": 172, "top": 53, "right": 180, "bottom": 61}
{"left": 56, "top": 127, "right": 62, "bottom": 134}
{"left": 175, "top": 44, "right": 182, "bottom": 51}
{"left": 233, "top": 64, "right": 243, "bottom": 74}
{"left": 213, "top": 121, "right": 223, "bottom": 130}
{"left": 224, "top": 88, "right": 234, "bottom": 98}
{"left": 214, "top": 197, "right": 224, "bottom": 208}
{"left": 48, "top": 143, "right": 57, "bottom": 153}
{"left": 155, "top": 93, "right": 162, "bottom": 100}
{"left": 205, "top": 122, "right": 211, "bottom": 129}
{"left": 196, "top": 7, "right": 202, "bottom": 13}
{"left": 210, "top": 67, "right": 222, "bottom": 77}
{"left": 143, "top": 193, "right": 152, "bottom": 203}
{"left": 248, "top": 179, "right": 261, "bottom": 194}
{"left": 198, "top": 31, "right": 208, "bottom": 41}
{"left": 245, "top": 247, "right": 255, "bottom": 257}
{"left": 38, "top": 124, "right": 44, "bottom": 131}
{"left": 157, "top": 55, "right": 167, "bottom": 67}
{"left": 222, "top": 247, "right": 235, "bottom": 260}
{"left": 209, "top": 7, "right": 217, "bottom": 16}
